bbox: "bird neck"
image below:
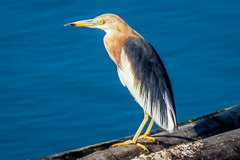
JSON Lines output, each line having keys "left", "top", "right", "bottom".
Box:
{"left": 104, "top": 31, "right": 139, "bottom": 68}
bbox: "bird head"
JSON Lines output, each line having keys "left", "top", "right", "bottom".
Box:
{"left": 64, "top": 13, "right": 132, "bottom": 34}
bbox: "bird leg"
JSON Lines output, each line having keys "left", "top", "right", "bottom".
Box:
{"left": 112, "top": 111, "right": 149, "bottom": 151}
{"left": 138, "top": 118, "right": 156, "bottom": 142}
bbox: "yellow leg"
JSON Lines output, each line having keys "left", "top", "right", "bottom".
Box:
{"left": 138, "top": 118, "right": 156, "bottom": 142}
{"left": 112, "top": 110, "right": 149, "bottom": 151}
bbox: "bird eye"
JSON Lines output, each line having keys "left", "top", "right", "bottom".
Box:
{"left": 97, "top": 19, "right": 105, "bottom": 25}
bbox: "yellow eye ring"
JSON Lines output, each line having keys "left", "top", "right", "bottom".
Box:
{"left": 97, "top": 19, "right": 105, "bottom": 25}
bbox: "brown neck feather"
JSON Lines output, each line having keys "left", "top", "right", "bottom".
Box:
{"left": 104, "top": 27, "right": 143, "bottom": 69}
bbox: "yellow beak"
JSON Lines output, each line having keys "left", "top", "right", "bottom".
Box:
{"left": 64, "top": 19, "right": 96, "bottom": 27}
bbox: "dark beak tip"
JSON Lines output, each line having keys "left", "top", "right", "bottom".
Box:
{"left": 64, "top": 23, "right": 75, "bottom": 27}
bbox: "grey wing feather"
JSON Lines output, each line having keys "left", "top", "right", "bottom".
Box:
{"left": 123, "top": 37, "right": 177, "bottom": 133}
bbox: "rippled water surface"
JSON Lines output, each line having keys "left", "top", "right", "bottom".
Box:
{"left": 1, "top": 1, "right": 240, "bottom": 159}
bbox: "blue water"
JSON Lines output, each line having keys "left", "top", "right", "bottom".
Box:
{"left": 1, "top": 0, "right": 240, "bottom": 159}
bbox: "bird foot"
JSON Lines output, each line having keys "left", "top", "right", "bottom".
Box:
{"left": 111, "top": 140, "right": 148, "bottom": 151}
{"left": 138, "top": 134, "right": 156, "bottom": 142}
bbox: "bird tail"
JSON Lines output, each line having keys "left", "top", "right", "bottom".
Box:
{"left": 150, "top": 92, "right": 177, "bottom": 133}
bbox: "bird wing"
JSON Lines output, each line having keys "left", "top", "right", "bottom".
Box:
{"left": 118, "top": 37, "right": 177, "bottom": 133}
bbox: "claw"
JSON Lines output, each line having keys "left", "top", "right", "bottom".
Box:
{"left": 138, "top": 134, "right": 156, "bottom": 142}
{"left": 112, "top": 140, "right": 148, "bottom": 151}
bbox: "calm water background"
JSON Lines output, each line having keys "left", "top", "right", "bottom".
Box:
{"left": 1, "top": 0, "right": 240, "bottom": 159}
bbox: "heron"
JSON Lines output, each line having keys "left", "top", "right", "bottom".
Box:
{"left": 64, "top": 13, "right": 177, "bottom": 150}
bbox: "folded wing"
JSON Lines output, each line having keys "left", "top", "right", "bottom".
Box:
{"left": 117, "top": 37, "right": 177, "bottom": 133}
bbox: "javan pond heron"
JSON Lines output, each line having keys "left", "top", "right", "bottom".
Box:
{"left": 64, "top": 13, "right": 177, "bottom": 150}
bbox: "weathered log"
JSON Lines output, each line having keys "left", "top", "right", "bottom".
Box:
{"left": 196, "top": 128, "right": 240, "bottom": 159}
{"left": 133, "top": 128, "right": 240, "bottom": 160}
{"left": 37, "top": 104, "right": 240, "bottom": 160}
